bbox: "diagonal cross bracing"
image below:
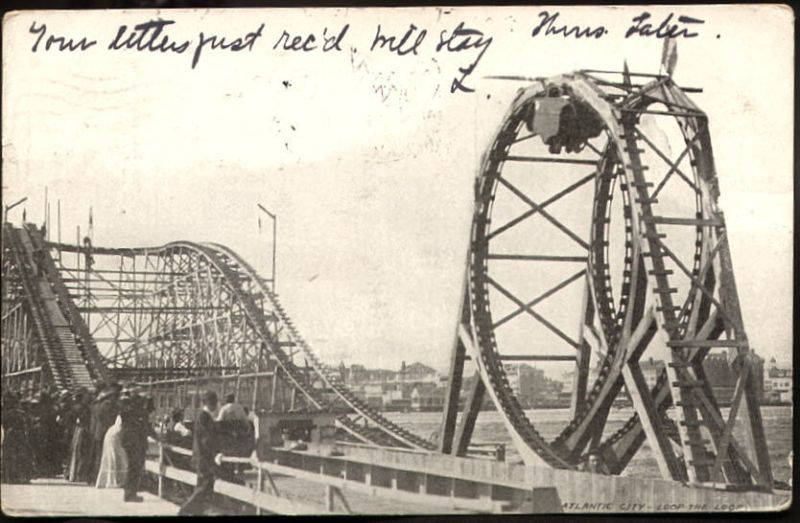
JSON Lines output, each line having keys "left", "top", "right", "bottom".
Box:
{"left": 487, "top": 171, "right": 597, "bottom": 241}
{"left": 496, "top": 175, "right": 590, "bottom": 250}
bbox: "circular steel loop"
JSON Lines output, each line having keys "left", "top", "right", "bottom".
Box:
{"left": 469, "top": 73, "right": 706, "bottom": 468}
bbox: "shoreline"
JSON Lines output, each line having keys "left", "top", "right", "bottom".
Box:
{"left": 375, "top": 402, "right": 792, "bottom": 415}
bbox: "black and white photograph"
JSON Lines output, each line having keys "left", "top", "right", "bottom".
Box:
{"left": 0, "top": 4, "right": 794, "bottom": 516}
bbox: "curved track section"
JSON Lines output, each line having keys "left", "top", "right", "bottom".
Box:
{"left": 39, "top": 235, "right": 432, "bottom": 450}
{"left": 466, "top": 71, "right": 719, "bottom": 471}
{"left": 202, "top": 242, "right": 435, "bottom": 450}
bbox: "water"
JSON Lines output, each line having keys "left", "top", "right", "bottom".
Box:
{"left": 385, "top": 405, "right": 793, "bottom": 483}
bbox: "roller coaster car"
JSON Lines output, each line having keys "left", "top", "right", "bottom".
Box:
{"left": 255, "top": 411, "right": 337, "bottom": 459}
{"left": 525, "top": 86, "right": 604, "bottom": 154}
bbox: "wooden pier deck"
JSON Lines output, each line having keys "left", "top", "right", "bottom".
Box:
{"left": 1, "top": 478, "right": 179, "bottom": 517}
{"left": 2, "top": 442, "right": 790, "bottom": 516}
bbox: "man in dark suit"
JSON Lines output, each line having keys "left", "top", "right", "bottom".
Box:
{"left": 119, "top": 385, "right": 153, "bottom": 502}
{"left": 178, "top": 391, "right": 222, "bottom": 516}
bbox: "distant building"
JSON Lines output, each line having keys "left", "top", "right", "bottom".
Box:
{"left": 343, "top": 360, "right": 441, "bottom": 411}
{"left": 403, "top": 362, "right": 439, "bottom": 382}
{"left": 411, "top": 383, "right": 445, "bottom": 411}
{"left": 764, "top": 358, "right": 792, "bottom": 404}
{"left": 559, "top": 368, "right": 603, "bottom": 407}
{"left": 703, "top": 350, "right": 765, "bottom": 404}
{"left": 459, "top": 373, "right": 496, "bottom": 410}
{"left": 629, "top": 351, "right": 765, "bottom": 405}
{"left": 702, "top": 352, "right": 737, "bottom": 404}
{"left": 503, "top": 363, "right": 563, "bottom": 408}
{"left": 503, "top": 363, "right": 522, "bottom": 396}
{"left": 359, "top": 383, "right": 384, "bottom": 409}
{"left": 347, "top": 363, "right": 396, "bottom": 385}
{"left": 560, "top": 371, "right": 573, "bottom": 396}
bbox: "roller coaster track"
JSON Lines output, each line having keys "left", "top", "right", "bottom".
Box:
{"left": 460, "top": 70, "right": 771, "bottom": 488}
{"left": 25, "top": 224, "right": 111, "bottom": 385}
{"left": 17, "top": 234, "right": 432, "bottom": 450}
{"left": 2, "top": 224, "right": 105, "bottom": 390}
{"left": 202, "top": 242, "right": 436, "bottom": 450}
{"left": 467, "top": 74, "right": 641, "bottom": 469}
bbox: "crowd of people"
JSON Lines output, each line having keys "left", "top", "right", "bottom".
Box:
{"left": 1, "top": 381, "right": 156, "bottom": 502}
{"left": 2, "top": 384, "right": 256, "bottom": 514}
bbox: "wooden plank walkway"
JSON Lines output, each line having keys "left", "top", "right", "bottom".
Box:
{"left": 1, "top": 478, "right": 179, "bottom": 517}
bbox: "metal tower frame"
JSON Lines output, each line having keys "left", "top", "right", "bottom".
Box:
{"left": 436, "top": 70, "right": 773, "bottom": 491}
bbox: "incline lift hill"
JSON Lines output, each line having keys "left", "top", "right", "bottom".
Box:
{"left": 1, "top": 60, "right": 790, "bottom": 513}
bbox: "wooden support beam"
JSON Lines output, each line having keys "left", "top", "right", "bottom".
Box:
{"left": 643, "top": 216, "right": 722, "bottom": 227}
{"left": 741, "top": 368, "right": 773, "bottom": 489}
{"left": 686, "top": 357, "right": 749, "bottom": 485}
{"left": 439, "top": 288, "right": 471, "bottom": 454}
{"left": 667, "top": 339, "right": 747, "bottom": 348}
{"left": 710, "top": 358, "right": 750, "bottom": 480}
{"left": 664, "top": 355, "right": 711, "bottom": 484}
{"left": 625, "top": 307, "right": 658, "bottom": 363}
{"left": 2, "top": 366, "right": 44, "bottom": 378}
{"left": 623, "top": 361, "right": 686, "bottom": 481}
{"left": 486, "top": 172, "right": 596, "bottom": 242}
{"left": 495, "top": 176, "right": 590, "bottom": 251}
{"left": 679, "top": 368, "right": 762, "bottom": 483}
{"left": 707, "top": 224, "right": 773, "bottom": 488}
{"left": 499, "top": 155, "right": 598, "bottom": 165}
{"left": 453, "top": 373, "right": 486, "bottom": 457}
{"left": 498, "top": 354, "right": 577, "bottom": 361}
{"left": 486, "top": 275, "right": 581, "bottom": 349}
{"left": 492, "top": 269, "right": 587, "bottom": 329}
{"left": 486, "top": 254, "right": 588, "bottom": 263}
{"left": 571, "top": 275, "right": 593, "bottom": 418}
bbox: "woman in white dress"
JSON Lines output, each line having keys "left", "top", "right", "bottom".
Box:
{"left": 95, "top": 415, "right": 128, "bottom": 488}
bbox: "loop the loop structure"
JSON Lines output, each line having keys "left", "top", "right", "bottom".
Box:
{"left": 439, "top": 70, "right": 773, "bottom": 491}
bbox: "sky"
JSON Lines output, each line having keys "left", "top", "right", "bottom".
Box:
{"left": 2, "top": 6, "right": 793, "bottom": 373}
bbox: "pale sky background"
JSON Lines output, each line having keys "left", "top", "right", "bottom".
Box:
{"left": 2, "top": 6, "right": 793, "bottom": 373}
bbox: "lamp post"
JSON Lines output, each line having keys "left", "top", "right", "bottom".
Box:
{"left": 4, "top": 196, "right": 28, "bottom": 223}
{"left": 255, "top": 204, "right": 277, "bottom": 415}
{"left": 257, "top": 203, "right": 277, "bottom": 293}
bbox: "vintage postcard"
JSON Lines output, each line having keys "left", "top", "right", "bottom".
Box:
{"left": 1, "top": 4, "right": 793, "bottom": 516}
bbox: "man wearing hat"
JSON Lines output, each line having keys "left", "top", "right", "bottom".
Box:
{"left": 178, "top": 390, "right": 223, "bottom": 516}
{"left": 34, "top": 390, "right": 61, "bottom": 477}
{"left": 54, "top": 389, "right": 72, "bottom": 472}
{"left": 1, "top": 392, "right": 34, "bottom": 484}
{"left": 119, "top": 384, "right": 155, "bottom": 502}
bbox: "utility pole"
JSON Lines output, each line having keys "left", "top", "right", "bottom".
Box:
{"left": 57, "top": 200, "right": 62, "bottom": 261}
{"left": 257, "top": 203, "right": 277, "bottom": 293}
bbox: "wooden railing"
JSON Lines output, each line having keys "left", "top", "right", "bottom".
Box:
{"left": 145, "top": 441, "right": 323, "bottom": 514}
{"left": 145, "top": 439, "right": 519, "bottom": 514}
{"left": 145, "top": 438, "right": 785, "bottom": 514}
{"left": 334, "top": 440, "right": 507, "bottom": 461}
